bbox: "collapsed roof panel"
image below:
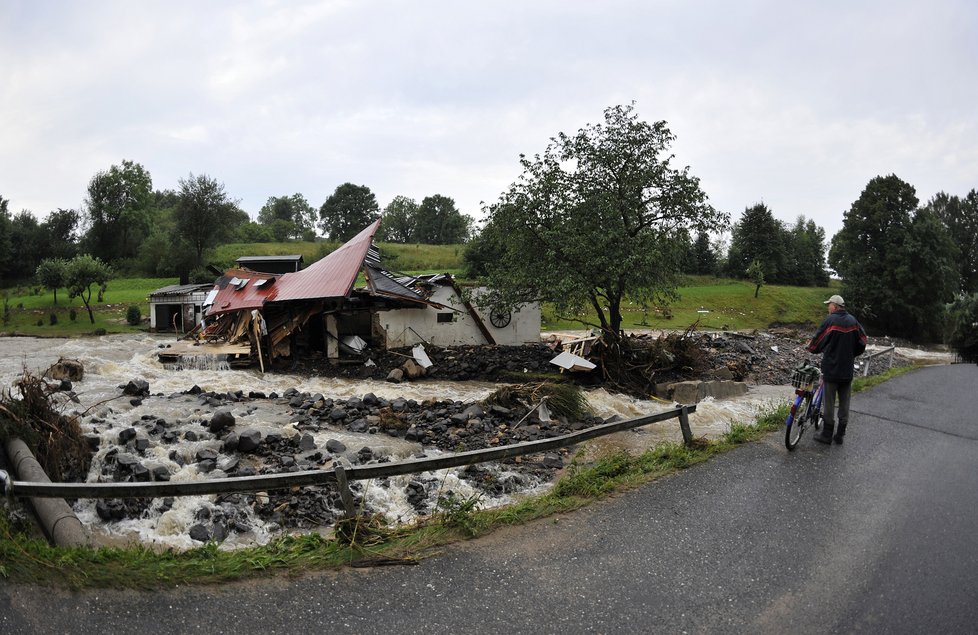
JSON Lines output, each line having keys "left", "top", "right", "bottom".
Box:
{"left": 270, "top": 219, "right": 381, "bottom": 303}
{"left": 206, "top": 219, "right": 381, "bottom": 316}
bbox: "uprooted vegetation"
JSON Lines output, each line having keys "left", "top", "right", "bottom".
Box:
{"left": 0, "top": 371, "right": 92, "bottom": 482}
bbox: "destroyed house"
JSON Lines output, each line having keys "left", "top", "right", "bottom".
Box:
{"left": 168, "top": 220, "right": 540, "bottom": 368}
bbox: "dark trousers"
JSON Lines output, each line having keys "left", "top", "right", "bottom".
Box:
{"left": 821, "top": 380, "right": 852, "bottom": 438}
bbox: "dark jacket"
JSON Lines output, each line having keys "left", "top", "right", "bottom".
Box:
{"left": 807, "top": 309, "right": 868, "bottom": 382}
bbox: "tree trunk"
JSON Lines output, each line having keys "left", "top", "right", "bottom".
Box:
{"left": 754, "top": 284, "right": 761, "bottom": 298}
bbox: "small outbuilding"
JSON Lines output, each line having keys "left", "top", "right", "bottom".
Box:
{"left": 148, "top": 283, "right": 215, "bottom": 333}
{"left": 234, "top": 255, "right": 304, "bottom": 274}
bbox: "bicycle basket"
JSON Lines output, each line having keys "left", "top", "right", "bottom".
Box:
{"left": 790, "top": 366, "right": 819, "bottom": 390}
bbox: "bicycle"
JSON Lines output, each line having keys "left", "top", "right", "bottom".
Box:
{"left": 785, "top": 362, "right": 824, "bottom": 450}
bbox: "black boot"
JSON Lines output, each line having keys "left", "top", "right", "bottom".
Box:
{"left": 834, "top": 423, "right": 846, "bottom": 444}
{"left": 815, "top": 421, "right": 834, "bottom": 444}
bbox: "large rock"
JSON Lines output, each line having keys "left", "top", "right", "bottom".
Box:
{"left": 208, "top": 410, "right": 235, "bottom": 433}
{"left": 123, "top": 378, "right": 150, "bottom": 397}
{"left": 386, "top": 368, "right": 404, "bottom": 384}
{"left": 237, "top": 429, "right": 262, "bottom": 453}
{"left": 45, "top": 358, "right": 84, "bottom": 382}
{"left": 402, "top": 359, "right": 426, "bottom": 379}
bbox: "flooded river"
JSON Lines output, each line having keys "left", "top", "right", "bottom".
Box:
{"left": 1, "top": 334, "right": 795, "bottom": 550}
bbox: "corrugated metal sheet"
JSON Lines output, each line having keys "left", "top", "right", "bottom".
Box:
{"left": 205, "top": 219, "right": 381, "bottom": 316}
{"left": 207, "top": 269, "right": 280, "bottom": 315}
{"left": 271, "top": 219, "right": 381, "bottom": 303}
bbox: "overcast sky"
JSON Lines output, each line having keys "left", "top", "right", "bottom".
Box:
{"left": 2, "top": 0, "right": 976, "bottom": 240}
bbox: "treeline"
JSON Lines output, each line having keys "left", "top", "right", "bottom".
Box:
{"left": 0, "top": 160, "right": 475, "bottom": 285}
{"left": 676, "top": 206, "right": 829, "bottom": 287}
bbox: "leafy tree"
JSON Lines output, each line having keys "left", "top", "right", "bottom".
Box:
{"left": 747, "top": 259, "right": 765, "bottom": 298}
{"left": 82, "top": 160, "right": 153, "bottom": 262}
{"left": 39, "top": 208, "right": 80, "bottom": 260}
{"left": 65, "top": 254, "right": 112, "bottom": 324}
{"left": 414, "top": 195, "right": 472, "bottom": 244}
{"left": 377, "top": 195, "right": 419, "bottom": 243}
{"left": 258, "top": 194, "right": 317, "bottom": 241}
{"left": 897, "top": 209, "right": 958, "bottom": 339}
{"left": 319, "top": 183, "right": 380, "bottom": 241}
{"left": 924, "top": 190, "right": 978, "bottom": 293}
{"left": 0, "top": 195, "right": 10, "bottom": 282}
{"left": 783, "top": 216, "right": 829, "bottom": 286}
{"left": 481, "top": 104, "right": 727, "bottom": 335}
{"left": 945, "top": 292, "right": 978, "bottom": 362}
{"left": 462, "top": 222, "right": 504, "bottom": 279}
{"left": 234, "top": 221, "right": 275, "bottom": 243}
{"left": 5, "top": 210, "right": 45, "bottom": 280}
{"left": 726, "top": 203, "right": 787, "bottom": 281}
{"left": 830, "top": 175, "right": 915, "bottom": 332}
{"left": 688, "top": 231, "right": 719, "bottom": 275}
{"left": 830, "top": 174, "right": 956, "bottom": 339}
{"left": 35, "top": 258, "right": 68, "bottom": 304}
{"left": 173, "top": 174, "right": 248, "bottom": 271}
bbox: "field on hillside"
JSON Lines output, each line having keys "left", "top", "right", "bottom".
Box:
{"left": 207, "top": 241, "right": 466, "bottom": 274}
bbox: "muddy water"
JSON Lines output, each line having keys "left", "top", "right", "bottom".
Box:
{"left": 1, "top": 335, "right": 794, "bottom": 550}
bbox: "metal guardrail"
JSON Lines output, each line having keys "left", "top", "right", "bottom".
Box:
{"left": 862, "top": 346, "right": 896, "bottom": 376}
{"left": 1, "top": 405, "right": 697, "bottom": 517}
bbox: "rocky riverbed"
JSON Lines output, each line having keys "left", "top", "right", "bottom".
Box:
{"left": 4, "top": 329, "right": 936, "bottom": 549}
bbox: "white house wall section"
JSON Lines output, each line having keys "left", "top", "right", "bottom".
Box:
{"left": 379, "top": 285, "right": 540, "bottom": 348}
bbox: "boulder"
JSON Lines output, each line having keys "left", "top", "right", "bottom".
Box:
{"left": 238, "top": 429, "right": 262, "bottom": 453}
{"left": 386, "top": 368, "right": 404, "bottom": 384}
{"left": 44, "top": 358, "right": 84, "bottom": 382}
{"left": 325, "top": 439, "right": 347, "bottom": 454}
{"left": 208, "top": 410, "right": 235, "bottom": 433}
{"left": 123, "top": 378, "right": 150, "bottom": 397}
{"left": 402, "top": 359, "right": 425, "bottom": 379}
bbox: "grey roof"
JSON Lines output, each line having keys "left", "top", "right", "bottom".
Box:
{"left": 150, "top": 283, "right": 214, "bottom": 298}
{"left": 235, "top": 255, "right": 304, "bottom": 263}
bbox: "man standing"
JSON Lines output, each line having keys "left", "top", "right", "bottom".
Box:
{"left": 807, "top": 294, "right": 867, "bottom": 444}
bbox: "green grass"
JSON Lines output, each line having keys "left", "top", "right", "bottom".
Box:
{"left": 541, "top": 276, "right": 839, "bottom": 332}
{"left": 1, "top": 278, "right": 176, "bottom": 336}
{"left": 206, "top": 241, "right": 467, "bottom": 276}
{"left": 0, "top": 404, "right": 791, "bottom": 590}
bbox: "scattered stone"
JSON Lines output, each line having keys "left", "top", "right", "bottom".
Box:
{"left": 208, "top": 410, "right": 235, "bottom": 433}
{"left": 386, "top": 368, "right": 404, "bottom": 383}
{"left": 325, "top": 439, "right": 347, "bottom": 454}
{"left": 238, "top": 429, "right": 262, "bottom": 453}
{"left": 123, "top": 379, "right": 150, "bottom": 397}
{"left": 188, "top": 524, "right": 211, "bottom": 542}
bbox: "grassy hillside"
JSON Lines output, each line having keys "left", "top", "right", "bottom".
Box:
{"left": 540, "top": 276, "right": 837, "bottom": 332}
{"left": 206, "top": 241, "right": 466, "bottom": 275}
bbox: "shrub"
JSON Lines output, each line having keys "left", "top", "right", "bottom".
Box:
{"left": 36, "top": 318, "right": 44, "bottom": 327}
{"left": 126, "top": 305, "right": 142, "bottom": 326}
{"left": 69, "top": 308, "right": 77, "bottom": 322}
{"left": 49, "top": 313, "right": 58, "bottom": 326}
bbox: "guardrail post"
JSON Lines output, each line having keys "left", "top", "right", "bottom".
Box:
{"left": 334, "top": 463, "right": 357, "bottom": 518}
{"left": 679, "top": 405, "right": 693, "bottom": 446}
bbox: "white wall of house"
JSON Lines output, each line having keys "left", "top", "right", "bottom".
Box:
{"left": 378, "top": 284, "right": 540, "bottom": 347}
{"left": 149, "top": 291, "right": 210, "bottom": 332}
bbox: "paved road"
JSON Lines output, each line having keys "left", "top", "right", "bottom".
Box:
{"left": 3, "top": 364, "right": 977, "bottom": 634}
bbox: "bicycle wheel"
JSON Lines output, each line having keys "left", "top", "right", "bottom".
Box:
{"left": 785, "top": 395, "right": 812, "bottom": 450}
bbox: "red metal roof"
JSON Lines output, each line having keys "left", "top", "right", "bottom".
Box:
{"left": 206, "top": 219, "right": 381, "bottom": 316}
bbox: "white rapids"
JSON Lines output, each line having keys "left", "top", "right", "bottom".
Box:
{"left": 1, "top": 334, "right": 793, "bottom": 550}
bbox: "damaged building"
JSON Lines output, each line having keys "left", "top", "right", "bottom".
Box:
{"left": 159, "top": 219, "right": 540, "bottom": 369}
